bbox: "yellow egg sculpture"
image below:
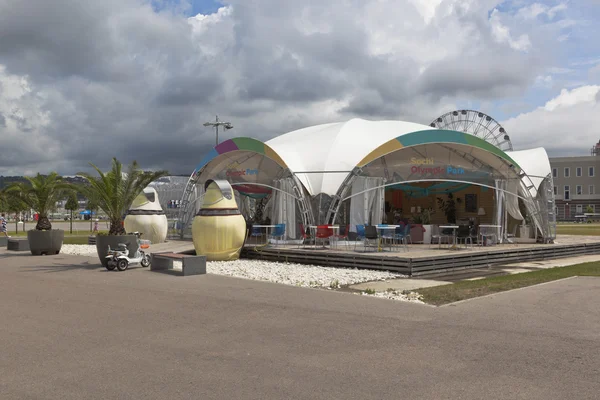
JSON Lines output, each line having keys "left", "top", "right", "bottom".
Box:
{"left": 124, "top": 187, "right": 168, "bottom": 244}
{"left": 192, "top": 180, "right": 246, "bottom": 261}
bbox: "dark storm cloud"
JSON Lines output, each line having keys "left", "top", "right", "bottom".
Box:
{"left": 0, "top": 0, "right": 569, "bottom": 175}
{"left": 418, "top": 53, "right": 537, "bottom": 99}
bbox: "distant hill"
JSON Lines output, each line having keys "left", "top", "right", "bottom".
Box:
{"left": 0, "top": 174, "right": 188, "bottom": 190}
{"left": 0, "top": 176, "right": 27, "bottom": 189}
{"left": 0, "top": 175, "right": 88, "bottom": 190}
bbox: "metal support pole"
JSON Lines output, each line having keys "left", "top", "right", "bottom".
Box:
{"left": 204, "top": 115, "right": 233, "bottom": 147}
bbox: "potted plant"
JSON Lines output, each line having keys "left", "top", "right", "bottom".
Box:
{"left": 5, "top": 173, "right": 72, "bottom": 255}
{"left": 436, "top": 192, "right": 457, "bottom": 224}
{"left": 520, "top": 214, "right": 532, "bottom": 238}
{"left": 76, "top": 158, "right": 168, "bottom": 268}
{"left": 419, "top": 208, "right": 433, "bottom": 245}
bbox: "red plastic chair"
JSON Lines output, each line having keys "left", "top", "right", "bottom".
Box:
{"left": 334, "top": 224, "right": 350, "bottom": 248}
{"left": 315, "top": 225, "right": 334, "bottom": 248}
{"left": 298, "top": 223, "right": 312, "bottom": 248}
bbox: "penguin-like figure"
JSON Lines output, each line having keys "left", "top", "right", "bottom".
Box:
{"left": 192, "top": 180, "right": 246, "bottom": 261}
{"left": 124, "top": 187, "right": 168, "bottom": 244}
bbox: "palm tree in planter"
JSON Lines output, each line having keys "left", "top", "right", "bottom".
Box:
{"left": 5, "top": 173, "right": 73, "bottom": 255}
{"left": 76, "top": 158, "right": 168, "bottom": 268}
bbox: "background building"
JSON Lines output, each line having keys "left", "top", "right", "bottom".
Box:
{"left": 550, "top": 140, "right": 600, "bottom": 220}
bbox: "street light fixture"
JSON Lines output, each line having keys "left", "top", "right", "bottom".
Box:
{"left": 203, "top": 115, "right": 234, "bottom": 146}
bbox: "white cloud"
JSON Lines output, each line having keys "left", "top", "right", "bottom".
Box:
{"left": 516, "top": 2, "right": 567, "bottom": 20}
{"left": 534, "top": 75, "right": 553, "bottom": 88}
{"left": 543, "top": 85, "right": 600, "bottom": 111}
{"left": 0, "top": 0, "right": 593, "bottom": 174}
{"left": 489, "top": 8, "right": 532, "bottom": 51}
{"left": 503, "top": 85, "right": 600, "bottom": 155}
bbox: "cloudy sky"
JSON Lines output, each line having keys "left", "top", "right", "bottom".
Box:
{"left": 1, "top": 0, "right": 600, "bottom": 176}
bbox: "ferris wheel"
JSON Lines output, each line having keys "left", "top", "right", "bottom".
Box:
{"left": 429, "top": 110, "right": 513, "bottom": 151}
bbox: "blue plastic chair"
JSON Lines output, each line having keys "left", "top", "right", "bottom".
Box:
{"left": 251, "top": 226, "right": 264, "bottom": 244}
{"left": 269, "top": 223, "right": 286, "bottom": 246}
{"left": 394, "top": 223, "right": 411, "bottom": 251}
{"left": 378, "top": 224, "right": 394, "bottom": 251}
{"left": 354, "top": 224, "right": 366, "bottom": 250}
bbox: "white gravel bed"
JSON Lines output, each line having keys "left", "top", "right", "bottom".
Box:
{"left": 202, "top": 259, "right": 404, "bottom": 288}
{"left": 61, "top": 244, "right": 98, "bottom": 256}
{"left": 59, "top": 245, "right": 426, "bottom": 302}
{"left": 356, "top": 290, "right": 424, "bottom": 304}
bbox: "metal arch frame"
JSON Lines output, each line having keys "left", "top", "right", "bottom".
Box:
{"left": 178, "top": 168, "right": 314, "bottom": 239}
{"left": 430, "top": 110, "right": 513, "bottom": 152}
{"left": 342, "top": 179, "right": 531, "bottom": 203}
{"left": 325, "top": 155, "right": 555, "bottom": 243}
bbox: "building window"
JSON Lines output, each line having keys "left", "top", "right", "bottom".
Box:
{"left": 553, "top": 168, "right": 557, "bottom": 178}
{"left": 577, "top": 185, "right": 582, "bottom": 195}
{"left": 553, "top": 186, "right": 557, "bottom": 195}
{"left": 589, "top": 167, "right": 595, "bottom": 177}
{"left": 576, "top": 204, "right": 583, "bottom": 214}
{"left": 564, "top": 186, "right": 570, "bottom": 200}
{"left": 590, "top": 185, "right": 595, "bottom": 195}
{"left": 577, "top": 167, "right": 582, "bottom": 177}
{"left": 564, "top": 167, "right": 570, "bottom": 177}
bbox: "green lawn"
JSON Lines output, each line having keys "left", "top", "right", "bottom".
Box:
{"left": 556, "top": 224, "right": 600, "bottom": 236}
{"left": 9, "top": 230, "right": 109, "bottom": 237}
{"left": 416, "top": 262, "right": 600, "bottom": 306}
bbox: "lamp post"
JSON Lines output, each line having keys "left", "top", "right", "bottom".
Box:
{"left": 203, "top": 115, "right": 234, "bottom": 146}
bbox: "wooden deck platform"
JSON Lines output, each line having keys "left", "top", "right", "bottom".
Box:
{"left": 241, "top": 235, "right": 600, "bottom": 276}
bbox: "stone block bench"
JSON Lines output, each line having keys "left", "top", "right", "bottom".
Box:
{"left": 7, "top": 238, "right": 30, "bottom": 251}
{"left": 150, "top": 252, "right": 206, "bottom": 276}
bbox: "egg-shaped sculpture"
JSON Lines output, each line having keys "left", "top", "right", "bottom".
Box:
{"left": 192, "top": 180, "right": 246, "bottom": 261}
{"left": 124, "top": 187, "right": 168, "bottom": 244}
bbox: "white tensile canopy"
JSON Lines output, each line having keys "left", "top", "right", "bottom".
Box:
{"left": 266, "top": 119, "right": 436, "bottom": 196}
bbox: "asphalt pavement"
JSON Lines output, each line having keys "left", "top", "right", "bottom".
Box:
{"left": 0, "top": 251, "right": 599, "bottom": 399}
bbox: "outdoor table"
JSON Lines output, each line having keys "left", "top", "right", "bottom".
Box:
{"left": 440, "top": 225, "right": 459, "bottom": 249}
{"left": 376, "top": 225, "right": 400, "bottom": 251}
{"left": 308, "top": 225, "right": 339, "bottom": 248}
{"left": 252, "top": 225, "right": 276, "bottom": 245}
{"left": 479, "top": 224, "right": 500, "bottom": 246}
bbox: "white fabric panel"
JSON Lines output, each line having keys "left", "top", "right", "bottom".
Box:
{"left": 494, "top": 180, "right": 506, "bottom": 242}
{"left": 506, "top": 148, "right": 552, "bottom": 198}
{"left": 349, "top": 177, "right": 385, "bottom": 231}
{"left": 371, "top": 181, "right": 385, "bottom": 228}
{"left": 506, "top": 179, "right": 524, "bottom": 221}
{"left": 266, "top": 119, "right": 435, "bottom": 195}
{"left": 270, "top": 178, "right": 297, "bottom": 239}
{"left": 518, "top": 183, "right": 543, "bottom": 238}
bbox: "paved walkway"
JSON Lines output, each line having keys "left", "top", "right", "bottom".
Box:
{"left": 350, "top": 253, "right": 600, "bottom": 291}
{"left": 1, "top": 251, "right": 599, "bottom": 399}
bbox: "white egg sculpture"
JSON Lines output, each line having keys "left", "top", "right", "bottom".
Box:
{"left": 124, "top": 187, "right": 168, "bottom": 244}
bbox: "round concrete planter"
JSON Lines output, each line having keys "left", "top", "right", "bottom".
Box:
{"left": 95, "top": 234, "right": 138, "bottom": 268}
{"left": 27, "top": 229, "right": 64, "bottom": 255}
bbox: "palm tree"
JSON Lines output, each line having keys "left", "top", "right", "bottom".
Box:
{"left": 5, "top": 173, "right": 72, "bottom": 231}
{"left": 64, "top": 193, "right": 79, "bottom": 234}
{"left": 76, "top": 158, "right": 168, "bottom": 235}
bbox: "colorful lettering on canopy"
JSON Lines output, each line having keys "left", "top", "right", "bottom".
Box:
{"left": 410, "top": 165, "right": 465, "bottom": 175}
{"left": 410, "top": 157, "right": 434, "bottom": 165}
